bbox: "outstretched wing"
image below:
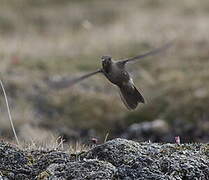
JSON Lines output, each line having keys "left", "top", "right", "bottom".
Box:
{"left": 118, "top": 42, "right": 173, "bottom": 65}
{"left": 48, "top": 69, "right": 103, "bottom": 89}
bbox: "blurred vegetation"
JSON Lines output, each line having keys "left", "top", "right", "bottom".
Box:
{"left": 0, "top": 0, "right": 209, "bottom": 144}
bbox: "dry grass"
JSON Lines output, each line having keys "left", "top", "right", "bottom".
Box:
{"left": 0, "top": 0, "right": 209, "bottom": 143}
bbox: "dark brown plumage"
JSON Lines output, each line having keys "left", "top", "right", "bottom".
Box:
{"left": 51, "top": 42, "right": 172, "bottom": 110}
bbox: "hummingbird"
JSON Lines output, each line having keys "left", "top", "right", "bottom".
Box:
{"left": 50, "top": 43, "right": 172, "bottom": 110}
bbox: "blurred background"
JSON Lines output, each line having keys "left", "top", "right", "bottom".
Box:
{"left": 0, "top": 0, "right": 209, "bottom": 145}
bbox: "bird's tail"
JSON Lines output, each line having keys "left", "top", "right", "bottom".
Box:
{"left": 119, "top": 84, "right": 145, "bottom": 110}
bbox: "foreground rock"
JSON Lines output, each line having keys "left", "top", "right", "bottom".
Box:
{"left": 0, "top": 139, "right": 208, "bottom": 180}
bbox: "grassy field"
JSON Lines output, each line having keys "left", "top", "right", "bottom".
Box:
{"left": 0, "top": 0, "right": 209, "bottom": 144}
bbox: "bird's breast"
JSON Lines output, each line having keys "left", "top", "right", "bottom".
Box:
{"left": 104, "top": 64, "right": 130, "bottom": 86}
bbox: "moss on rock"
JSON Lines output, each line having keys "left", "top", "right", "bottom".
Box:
{"left": 0, "top": 139, "right": 208, "bottom": 179}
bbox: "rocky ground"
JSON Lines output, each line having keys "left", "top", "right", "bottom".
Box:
{"left": 1, "top": 0, "right": 209, "bottom": 144}
{"left": 0, "top": 138, "right": 208, "bottom": 180}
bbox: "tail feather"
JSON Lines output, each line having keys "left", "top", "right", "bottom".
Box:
{"left": 119, "top": 84, "right": 145, "bottom": 110}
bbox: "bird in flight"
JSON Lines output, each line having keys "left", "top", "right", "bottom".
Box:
{"left": 51, "top": 43, "right": 172, "bottom": 110}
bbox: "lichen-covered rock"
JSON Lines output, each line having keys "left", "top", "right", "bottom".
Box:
{"left": 0, "top": 141, "right": 33, "bottom": 179}
{"left": 0, "top": 139, "right": 208, "bottom": 179}
{"left": 29, "top": 149, "right": 72, "bottom": 175}
{"left": 46, "top": 159, "right": 116, "bottom": 180}
{"left": 84, "top": 138, "right": 143, "bottom": 167}
{"left": 84, "top": 138, "right": 209, "bottom": 179}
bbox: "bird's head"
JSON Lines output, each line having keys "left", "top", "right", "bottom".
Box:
{"left": 101, "top": 55, "right": 112, "bottom": 63}
{"left": 101, "top": 55, "right": 112, "bottom": 73}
